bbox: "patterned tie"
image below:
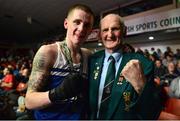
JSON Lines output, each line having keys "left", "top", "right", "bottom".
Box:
{"left": 99, "top": 55, "right": 115, "bottom": 119}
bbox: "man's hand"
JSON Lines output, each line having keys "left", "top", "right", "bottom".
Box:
{"left": 121, "top": 59, "right": 146, "bottom": 94}
{"left": 48, "top": 73, "right": 87, "bottom": 103}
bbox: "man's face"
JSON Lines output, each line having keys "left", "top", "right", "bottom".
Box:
{"left": 168, "top": 62, "right": 175, "bottom": 73}
{"left": 100, "top": 14, "right": 123, "bottom": 53}
{"left": 64, "top": 9, "right": 93, "bottom": 46}
{"left": 155, "top": 60, "right": 161, "bottom": 68}
{"left": 3, "top": 68, "right": 9, "bottom": 75}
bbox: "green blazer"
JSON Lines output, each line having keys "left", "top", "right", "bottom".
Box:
{"left": 88, "top": 50, "right": 162, "bottom": 120}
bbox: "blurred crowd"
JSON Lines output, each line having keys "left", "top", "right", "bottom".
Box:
{"left": 0, "top": 48, "right": 34, "bottom": 119}
{"left": 123, "top": 44, "right": 180, "bottom": 85}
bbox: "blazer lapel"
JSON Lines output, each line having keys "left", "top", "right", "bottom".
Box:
{"left": 107, "top": 54, "right": 131, "bottom": 119}
{"left": 89, "top": 51, "right": 105, "bottom": 118}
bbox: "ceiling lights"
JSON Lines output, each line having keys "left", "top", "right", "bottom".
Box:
{"left": 148, "top": 36, "right": 154, "bottom": 40}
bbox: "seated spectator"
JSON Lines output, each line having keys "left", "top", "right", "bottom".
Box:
{"left": 0, "top": 66, "right": 18, "bottom": 110}
{"left": 162, "top": 54, "right": 177, "bottom": 67}
{"left": 177, "top": 60, "right": 180, "bottom": 75}
{"left": 149, "top": 54, "right": 156, "bottom": 62}
{"left": 154, "top": 59, "right": 167, "bottom": 79}
{"left": 16, "top": 68, "right": 30, "bottom": 84}
{"left": 16, "top": 68, "right": 30, "bottom": 96}
{"left": 20, "top": 68, "right": 30, "bottom": 83}
{"left": 157, "top": 48, "right": 163, "bottom": 60}
{"left": 164, "top": 46, "right": 173, "bottom": 59}
{"left": 0, "top": 67, "right": 15, "bottom": 91}
{"left": 150, "top": 47, "right": 158, "bottom": 60}
{"left": 168, "top": 76, "right": 180, "bottom": 98}
{"left": 13, "top": 63, "right": 21, "bottom": 77}
{"left": 161, "top": 62, "right": 178, "bottom": 86}
{"left": 0, "top": 66, "right": 4, "bottom": 80}
{"left": 175, "top": 49, "right": 180, "bottom": 60}
{"left": 158, "top": 76, "right": 180, "bottom": 120}
{"left": 144, "top": 49, "right": 150, "bottom": 58}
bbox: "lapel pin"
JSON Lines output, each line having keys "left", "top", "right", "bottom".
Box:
{"left": 93, "top": 66, "right": 100, "bottom": 80}
{"left": 123, "top": 92, "right": 131, "bottom": 112}
{"left": 117, "top": 75, "right": 124, "bottom": 85}
{"left": 117, "top": 81, "right": 123, "bottom": 85}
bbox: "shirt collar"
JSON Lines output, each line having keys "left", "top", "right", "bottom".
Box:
{"left": 105, "top": 50, "right": 122, "bottom": 62}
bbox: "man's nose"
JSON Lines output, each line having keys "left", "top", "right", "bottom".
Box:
{"left": 107, "top": 30, "right": 113, "bottom": 37}
{"left": 78, "top": 23, "right": 85, "bottom": 32}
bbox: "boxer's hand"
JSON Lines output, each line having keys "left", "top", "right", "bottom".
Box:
{"left": 121, "top": 60, "right": 146, "bottom": 94}
{"left": 48, "top": 73, "right": 87, "bottom": 103}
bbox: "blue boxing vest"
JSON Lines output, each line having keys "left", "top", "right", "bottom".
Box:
{"left": 33, "top": 42, "right": 87, "bottom": 120}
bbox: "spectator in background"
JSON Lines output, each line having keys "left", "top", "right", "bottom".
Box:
{"left": 154, "top": 59, "right": 167, "bottom": 79}
{"left": 13, "top": 63, "right": 21, "bottom": 78}
{"left": 150, "top": 47, "right": 158, "bottom": 60}
{"left": 177, "top": 60, "right": 180, "bottom": 75}
{"left": 161, "top": 62, "right": 178, "bottom": 86}
{"left": 157, "top": 48, "right": 163, "bottom": 60}
{"left": 164, "top": 46, "right": 173, "bottom": 59}
{"left": 20, "top": 68, "right": 30, "bottom": 83}
{"left": 168, "top": 76, "right": 180, "bottom": 98}
{"left": 0, "top": 67, "right": 15, "bottom": 91}
{"left": 162, "top": 54, "right": 177, "bottom": 67}
{"left": 144, "top": 49, "right": 150, "bottom": 58}
{"left": 149, "top": 54, "right": 156, "bottom": 62}
{"left": 175, "top": 49, "right": 180, "bottom": 60}
{"left": 0, "top": 66, "right": 4, "bottom": 80}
